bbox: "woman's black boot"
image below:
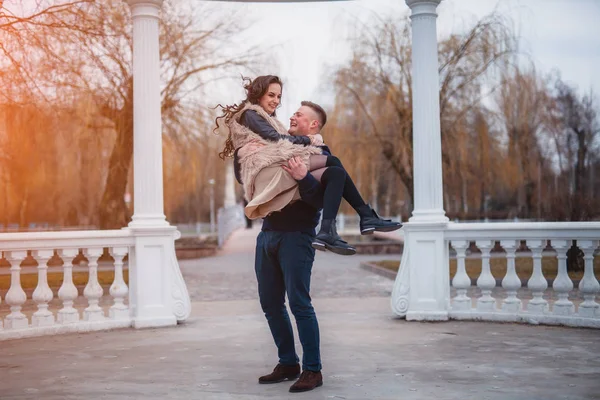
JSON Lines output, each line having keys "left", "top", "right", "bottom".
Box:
{"left": 312, "top": 219, "right": 356, "bottom": 256}
{"left": 357, "top": 205, "right": 402, "bottom": 235}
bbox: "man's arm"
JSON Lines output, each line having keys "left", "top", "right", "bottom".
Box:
{"left": 242, "top": 110, "right": 311, "bottom": 146}
{"left": 282, "top": 157, "right": 323, "bottom": 209}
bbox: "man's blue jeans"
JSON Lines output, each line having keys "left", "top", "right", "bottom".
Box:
{"left": 255, "top": 230, "right": 321, "bottom": 372}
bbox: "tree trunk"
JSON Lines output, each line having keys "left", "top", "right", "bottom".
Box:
{"left": 98, "top": 98, "right": 134, "bottom": 230}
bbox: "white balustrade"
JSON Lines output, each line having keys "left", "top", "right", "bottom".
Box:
{"left": 446, "top": 222, "right": 600, "bottom": 328}
{"left": 0, "top": 230, "right": 135, "bottom": 340}
{"left": 217, "top": 204, "right": 246, "bottom": 247}
{"left": 0, "top": 227, "right": 190, "bottom": 340}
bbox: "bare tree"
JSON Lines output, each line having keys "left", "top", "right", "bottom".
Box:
{"left": 1, "top": 0, "right": 256, "bottom": 228}
{"left": 331, "top": 12, "right": 515, "bottom": 213}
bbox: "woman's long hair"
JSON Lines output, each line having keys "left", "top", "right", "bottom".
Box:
{"left": 215, "top": 75, "right": 283, "bottom": 160}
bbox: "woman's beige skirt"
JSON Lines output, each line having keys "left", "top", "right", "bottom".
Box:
{"left": 245, "top": 163, "right": 301, "bottom": 220}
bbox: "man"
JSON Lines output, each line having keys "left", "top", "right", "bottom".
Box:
{"left": 233, "top": 101, "right": 334, "bottom": 393}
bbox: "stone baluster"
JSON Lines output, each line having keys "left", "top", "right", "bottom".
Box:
{"left": 4, "top": 251, "right": 28, "bottom": 329}
{"left": 476, "top": 240, "right": 496, "bottom": 312}
{"left": 526, "top": 240, "right": 548, "bottom": 314}
{"left": 31, "top": 250, "right": 55, "bottom": 327}
{"left": 57, "top": 249, "right": 80, "bottom": 324}
{"left": 552, "top": 240, "right": 574, "bottom": 316}
{"left": 577, "top": 240, "right": 599, "bottom": 317}
{"left": 83, "top": 248, "right": 104, "bottom": 321}
{"left": 109, "top": 247, "right": 130, "bottom": 320}
{"left": 451, "top": 240, "right": 471, "bottom": 311}
{"left": 500, "top": 240, "right": 522, "bottom": 313}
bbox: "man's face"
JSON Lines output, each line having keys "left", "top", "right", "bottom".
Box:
{"left": 289, "top": 106, "right": 318, "bottom": 136}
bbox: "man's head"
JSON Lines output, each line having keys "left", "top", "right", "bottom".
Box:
{"left": 289, "top": 101, "right": 327, "bottom": 136}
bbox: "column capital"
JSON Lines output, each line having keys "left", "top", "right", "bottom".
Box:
{"left": 126, "top": 0, "right": 163, "bottom": 6}
{"left": 405, "top": 0, "right": 442, "bottom": 17}
{"left": 406, "top": 0, "right": 442, "bottom": 6}
{"left": 126, "top": 0, "right": 164, "bottom": 18}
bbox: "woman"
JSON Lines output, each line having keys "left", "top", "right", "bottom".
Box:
{"left": 215, "top": 75, "right": 401, "bottom": 255}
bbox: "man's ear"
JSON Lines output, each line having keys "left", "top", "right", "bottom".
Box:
{"left": 310, "top": 120, "right": 319, "bottom": 130}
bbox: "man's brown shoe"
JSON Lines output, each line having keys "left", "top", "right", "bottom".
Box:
{"left": 289, "top": 370, "right": 323, "bottom": 393}
{"left": 258, "top": 363, "right": 301, "bottom": 384}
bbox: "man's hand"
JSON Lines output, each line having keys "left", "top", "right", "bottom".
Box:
{"left": 282, "top": 156, "right": 308, "bottom": 180}
{"left": 238, "top": 140, "right": 264, "bottom": 158}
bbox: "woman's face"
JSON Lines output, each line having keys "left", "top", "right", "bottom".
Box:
{"left": 258, "top": 83, "right": 282, "bottom": 115}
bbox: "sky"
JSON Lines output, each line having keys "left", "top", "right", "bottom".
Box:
{"left": 201, "top": 0, "right": 600, "bottom": 121}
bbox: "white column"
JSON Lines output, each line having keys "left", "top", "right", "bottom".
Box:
{"left": 125, "top": 0, "right": 191, "bottom": 328}
{"left": 224, "top": 162, "right": 236, "bottom": 208}
{"left": 406, "top": 0, "right": 447, "bottom": 223}
{"left": 391, "top": 0, "right": 449, "bottom": 321}
{"left": 127, "top": 0, "right": 168, "bottom": 228}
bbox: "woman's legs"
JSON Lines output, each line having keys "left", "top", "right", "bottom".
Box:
{"left": 306, "top": 165, "right": 356, "bottom": 255}
{"left": 308, "top": 155, "right": 402, "bottom": 235}
{"left": 308, "top": 155, "right": 366, "bottom": 212}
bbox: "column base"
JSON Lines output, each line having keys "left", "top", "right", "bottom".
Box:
{"left": 129, "top": 214, "right": 169, "bottom": 228}
{"left": 127, "top": 226, "right": 192, "bottom": 325}
{"left": 133, "top": 315, "right": 177, "bottom": 329}
{"left": 409, "top": 209, "right": 449, "bottom": 223}
{"left": 391, "top": 221, "right": 450, "bottom": 319}
{"left": 406, "top": 310, "right": 449, "bottom": 321}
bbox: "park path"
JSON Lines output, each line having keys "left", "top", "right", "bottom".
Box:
{"left": 178, "top": 226, "right": 395, "bottom": 302}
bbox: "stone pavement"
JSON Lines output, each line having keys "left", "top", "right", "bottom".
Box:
{"left": 2, "top": 227, "right": 600, "bottom": 400}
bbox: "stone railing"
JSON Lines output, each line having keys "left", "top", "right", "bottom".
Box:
{"left": 446, "top": 222, "right": 600, "bottom": 328}
{"left": 392, "top": 222, "right": 600, "bottom": 328}
{"left": 0, "top": 227, "right": 191, "bottom": 340}
{"left": 217, "top": 204, "right": 246, "bottom": 247}
{"left": 0, "top": 230, "right": 133, "bottom": 340}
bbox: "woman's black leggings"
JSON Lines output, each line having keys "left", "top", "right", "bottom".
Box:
{"left": 316, "top": 156, "right": 367, "bottom": 220}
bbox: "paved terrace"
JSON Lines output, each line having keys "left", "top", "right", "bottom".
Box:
{"left": 2, "top": 227, "right": 599, "bottom": 400}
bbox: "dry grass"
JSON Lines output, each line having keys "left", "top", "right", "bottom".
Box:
{"left": 374, "top": 257, "right": 600, "bottom": 281}
{"left": 0, "top": 270, "right": 129, "bottom": 291}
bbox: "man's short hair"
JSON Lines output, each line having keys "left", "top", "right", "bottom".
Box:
{"left": 301, "top": 101, "right": 327, "bottom": 128}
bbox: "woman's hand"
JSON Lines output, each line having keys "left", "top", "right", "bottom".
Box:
{"left": 308, "top": 134, "right": 324, "bottom": 146}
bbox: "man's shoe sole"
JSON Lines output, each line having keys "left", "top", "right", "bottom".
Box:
{"left": 311, "top": 240, "right": 356, "bottom": 256}
{"left": 259, "top": 374, "right": 300, "bottom": 384}
{"left": 289, "top": 380, "right": 323, "bottom": 393}
{"left": 360, "top": 224, "right": 403, "bottom": 235}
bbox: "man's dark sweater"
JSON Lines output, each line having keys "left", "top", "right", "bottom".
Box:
{"left": 234, "top": 110, "right": 325, "bottom": 234}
